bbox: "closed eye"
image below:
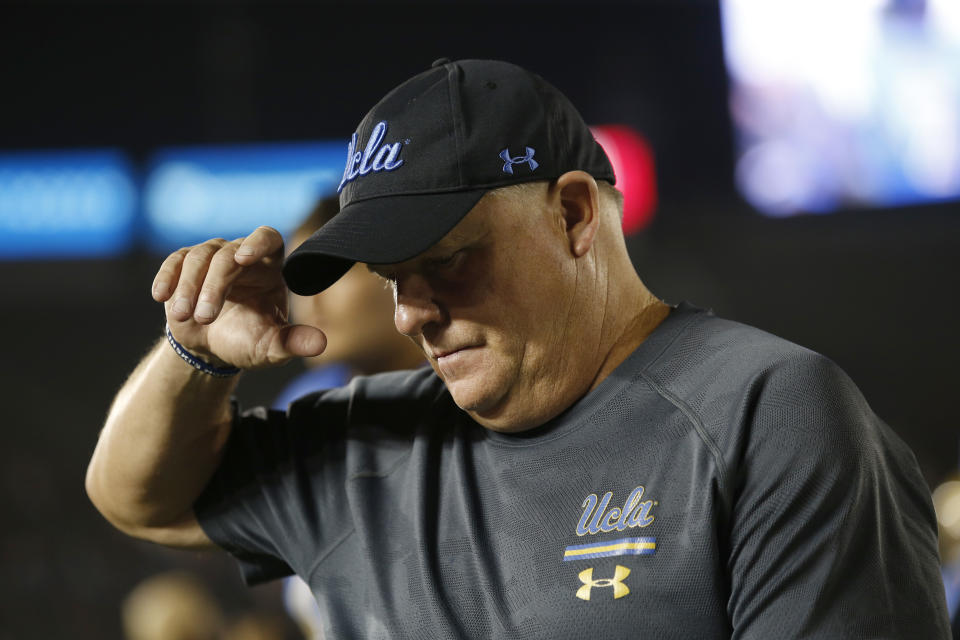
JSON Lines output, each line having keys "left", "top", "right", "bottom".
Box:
{"left": 426, "top": 250, "right": 464, "bottom": 272}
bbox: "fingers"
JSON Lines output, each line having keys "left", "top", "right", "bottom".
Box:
{"left": 152, "top": 248, "right": 187, "bottom": 302}
{"left": 260, "top": 324, "right": 327, "bottom": 366}
{"left": 284, "top": 324, "right": 327, "bottom": 358}
{"left": 234, "top": 226, "right": 285, "bottom": 267}
{"left": 165, "top": 239, "right": 230, "bottom": 323}
{"left": 151, "top": 226, "right": 285, "bottom": 325}
{"left": 194, "top": 242, "right": 245, "bottom": 323}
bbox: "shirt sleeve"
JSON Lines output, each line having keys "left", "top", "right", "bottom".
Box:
{"left": 725, "top": 353, "right": 951, "bottom": 639}
{"left": 193, "top": 389, "right": 353, "bottom": 585}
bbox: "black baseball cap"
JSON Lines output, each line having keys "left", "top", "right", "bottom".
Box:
{"left": 282, "top": 58, "right": 616, "bottom": 295}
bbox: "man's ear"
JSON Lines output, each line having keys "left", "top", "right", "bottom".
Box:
{"left": 555, "top": 171, "right": 600, "bottom": 257}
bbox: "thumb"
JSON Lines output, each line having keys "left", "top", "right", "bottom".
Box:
{"left": 282, "top": 324, "right": 327, "bottom": 358}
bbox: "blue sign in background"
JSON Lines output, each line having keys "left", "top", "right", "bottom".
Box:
{"left": 0, "top": 142, "right": 348, "bottom": 260}
{"left": 142, "top": 141, "right": 345, "bottom": 253}
{"left": 0, "top": 149, "right": 138, "bottom": 259}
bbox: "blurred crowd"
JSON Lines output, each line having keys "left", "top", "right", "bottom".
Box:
{"left": 122, "top": 570, "right": 290, "bottom": 640}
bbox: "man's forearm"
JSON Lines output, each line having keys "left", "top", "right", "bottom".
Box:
{"left": 85, "top": 338, "right": 238, "bottom": 540}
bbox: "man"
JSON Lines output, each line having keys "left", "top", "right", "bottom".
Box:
{"left": 86, "top": 58, "right": 950, "bottom": 638}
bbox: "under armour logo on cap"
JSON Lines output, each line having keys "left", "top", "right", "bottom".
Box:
{"left": 499, "top": 147, "right": 539, "bottom": 175}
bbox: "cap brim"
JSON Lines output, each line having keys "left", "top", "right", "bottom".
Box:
{"left": 282, "top": 188, "right": 489, "bottom": 295}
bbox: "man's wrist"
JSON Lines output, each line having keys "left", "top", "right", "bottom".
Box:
{"left": 164, "top": 324, "right": 241, "bottom": 378}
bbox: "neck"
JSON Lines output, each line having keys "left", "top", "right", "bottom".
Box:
{"left": 476, "top": 273, "right": 668, "bottom": 434}
{"left": 587, "top": 283, "right": 669, "bottom": 394}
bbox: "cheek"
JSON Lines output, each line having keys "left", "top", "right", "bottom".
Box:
{"left": 494, "top": 254, "right": 573, "bottom": 367}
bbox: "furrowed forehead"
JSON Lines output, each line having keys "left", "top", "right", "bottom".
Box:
{"left": 366, "top": 188, "right": 515, "bottom": 275}
{"left": 367, "top": 232, "right": 469, "bottom": 273}
{"left": 367, "top": 221, "right": 487, "bottom": 276}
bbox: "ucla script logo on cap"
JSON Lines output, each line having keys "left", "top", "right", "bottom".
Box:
{"left": 338, "top": 121, "right": 406, "bottom": 193}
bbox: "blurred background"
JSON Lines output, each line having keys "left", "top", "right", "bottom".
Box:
{"left": 1, "top": 0, "right": 958, "bottom": 638}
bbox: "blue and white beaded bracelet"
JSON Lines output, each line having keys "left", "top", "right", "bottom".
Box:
{"left": 165, "top": 323, "right": 241, "bottom": 378}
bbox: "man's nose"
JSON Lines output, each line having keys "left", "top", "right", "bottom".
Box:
{"left": 394, "top": 273, "right": 445, "bottom": 336}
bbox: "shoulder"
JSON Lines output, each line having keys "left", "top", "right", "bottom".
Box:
{"left": 641, "top": 305, "right": 904, "bottom": 479}
{"left": 221, "top": 365, "right": 449, "bottom": 487}
{"left": 648, "top": 306, "right": 821, "bottom": 387}
{"left": 288, "top": 364, "right": 453, "bottom": 477}
{"left": 287, "top": 364, "right": 444, "bottom": 412}
{"left": 644, "top": 306, "right": 838, "bottom": 417}
{"left": 354, "top": 364, "right": 447, "bottom": 400}
{"left": 285, "top": 364, "right": 451, "bottom": 435}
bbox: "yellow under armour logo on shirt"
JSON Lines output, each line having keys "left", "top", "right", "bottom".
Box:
{"left": 575, "top": 565, "right": 631, "bottom": 600}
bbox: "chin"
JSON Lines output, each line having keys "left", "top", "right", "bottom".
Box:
{"left": 445, "top": 377, "right": 504, "bottom": 415}
{"left": 436, "top": 356, "right": 526, "bottom": 427}
{"left": 449, "top": 384, "right": 537, "bottom": 432}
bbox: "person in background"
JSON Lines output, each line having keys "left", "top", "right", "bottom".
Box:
{"left": 274, "top": 194, "right": 425, "bottom": 639}
{"left": 932, "top": 463, "right": 960, "bottom": 640}
{"left": 122, "top": 569, "right": 291, "bottom": 640}
{"left": 221, "top": 613, "right": 288, "bottom": 640}
{"left": 121, "top": 570, "right": 223, "bottom": 640}
{"left": 272, "top": 194, "right": 424, "bottom": 412}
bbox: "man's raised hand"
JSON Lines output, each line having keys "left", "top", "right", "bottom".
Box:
{"left": 151, "top": 226, "right": 326, "bottom": 370}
